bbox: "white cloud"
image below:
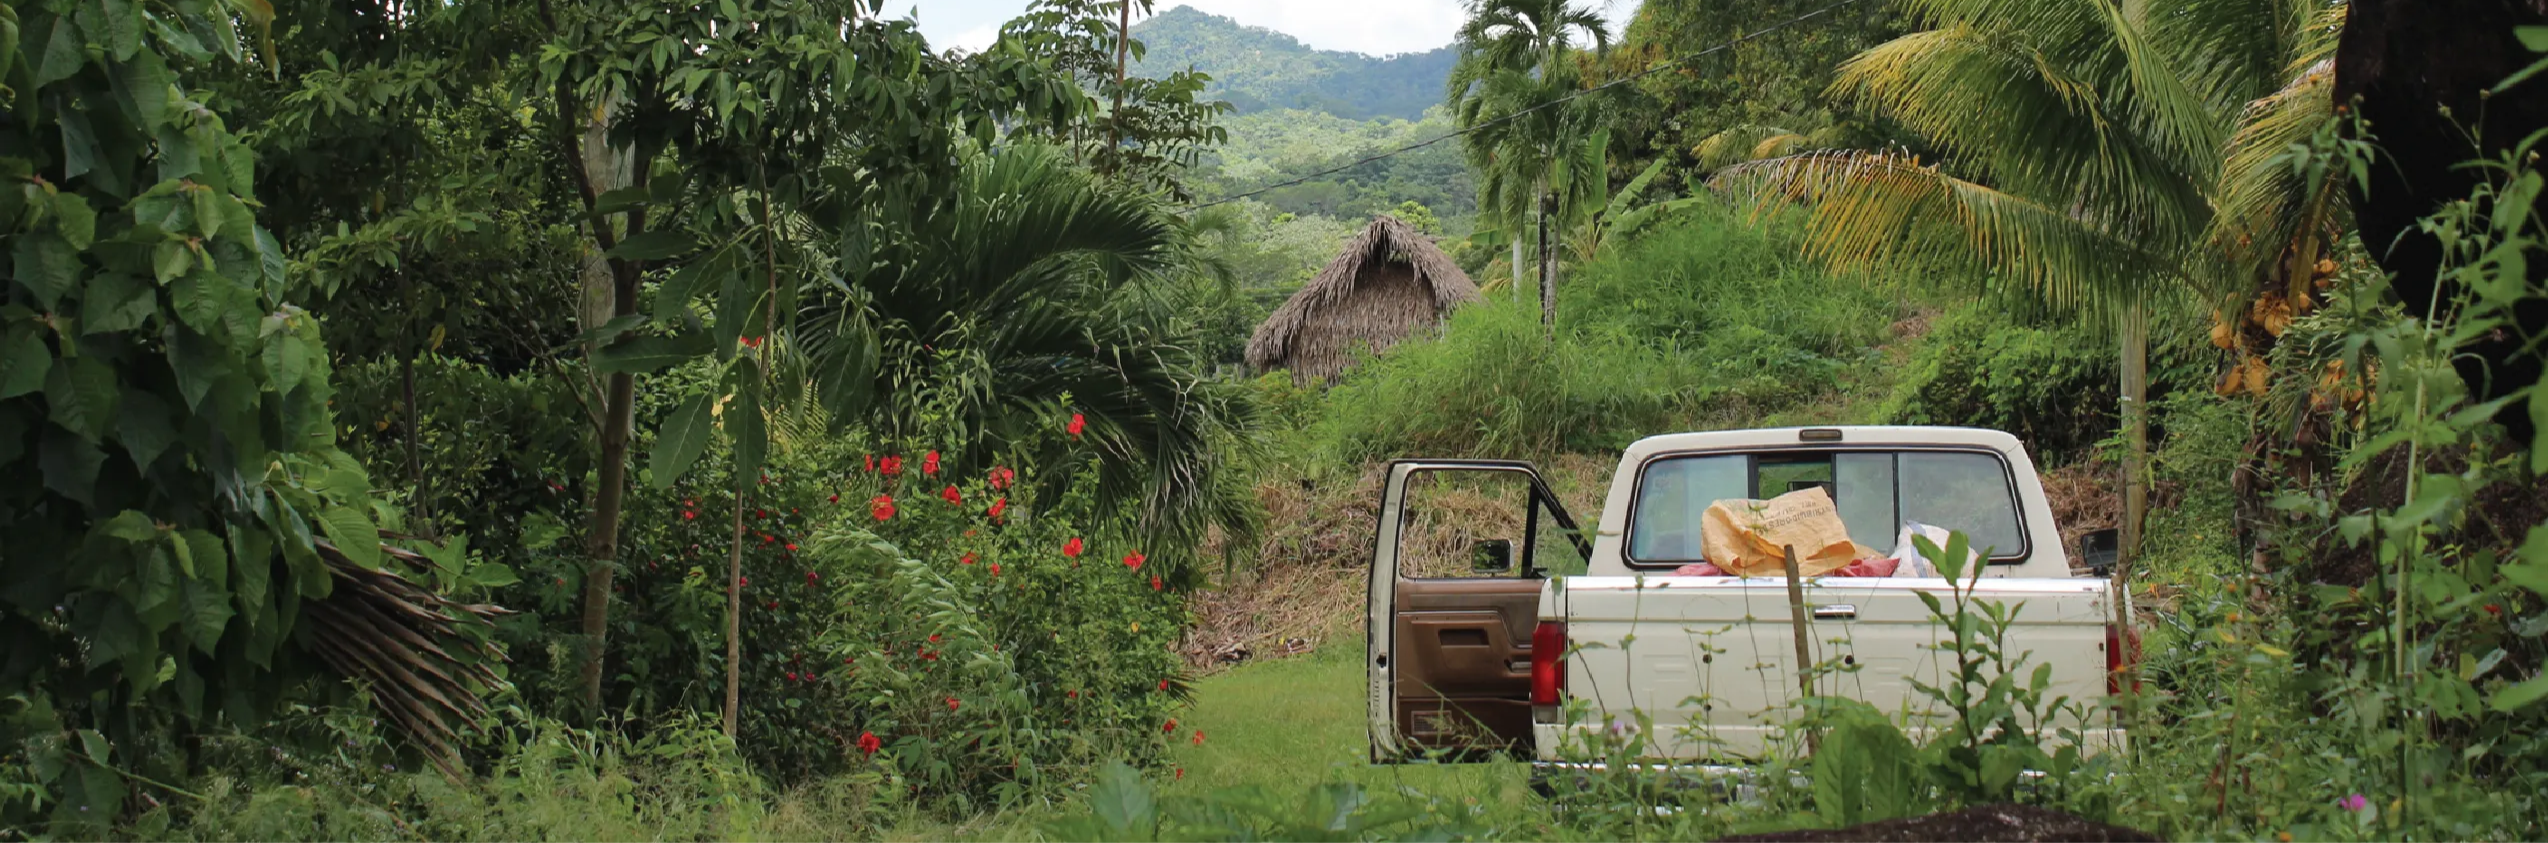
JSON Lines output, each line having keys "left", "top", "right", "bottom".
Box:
{"left": 911, "top": 0, "right": 1642, "bottom": 58}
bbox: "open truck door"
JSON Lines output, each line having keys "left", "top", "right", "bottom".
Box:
{"left": 1367, "top": 460, "right": 1588, "bottom": 762}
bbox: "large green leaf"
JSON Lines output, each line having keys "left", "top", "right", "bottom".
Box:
{"left": 81, "top": 272, "right": 157, "bottom": 334}
{"left": 593, "top": 332, "right": 712, "bottom": 374}
{"left": 12, "top": 230, "right": 80, "bottom": 308}
{"left": 1085, "top": 762, "right": 1157, "bottom": 838}
{"left": 53, "top": 193, "right": 97, "bottom": 250}
{"left": 45, "top": 355, "right": 121, "bottom": 442}
{"left": 649, "top": 391, "right": 717, "bottom": 489}
{"left": 2494, "top": 672, "right": 2548, "bottom": 712}
{"left": 318, "top": 506, "right": 381, "bottom": 568}
{"left": 34, "top": 15, "right": 83, "bottom": 87}
{"left": 727, "top": 375, "right": 765, "bottom": 481}
{"left": 0, "top": 327, "right": 51, "bottom": 399}
{"left": 604, "top": 230, "right": 697, "bottom": 261}
{"left": 179, "top": 577, "right": 233, "bottom": 654}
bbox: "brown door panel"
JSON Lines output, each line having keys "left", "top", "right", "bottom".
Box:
{"left": 1392, "top": 578, "right": 1539, "bottom": 754}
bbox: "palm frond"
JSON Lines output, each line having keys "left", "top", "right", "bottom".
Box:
{"left": 2207, "top": 57, "right": 2342, "bottom": 299}
{"left": 300, "top": 538, "right": 510, "bottom": 777}
{"left": 1832, "top": 24, "right": 2210, "bottom": 247}
{"left": 1717, "top": 150, "right": 2182, "bottom": 316}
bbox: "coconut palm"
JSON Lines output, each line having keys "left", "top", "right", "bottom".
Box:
{"left": 795, "top": 142, "right": 1257, "bottom": 551}
{"left": 1714, "top": 0, "right": 2329, "bottom": 588}
{"left": 1447, "top": 0, "right": 1611, "bottom": 331}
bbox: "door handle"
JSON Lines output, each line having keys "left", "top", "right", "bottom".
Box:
{"left": 1812, "top": 604, "right": 1858, "bottom": 621}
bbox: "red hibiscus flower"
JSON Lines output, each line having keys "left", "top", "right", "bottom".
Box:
{"left": 786, "top": 671, "right": 799, "bottom": 682}
{"left": 923, "top": 451, "right": 941, "bottom": 475}
{"left": 805, "top": 571, "right": 820, "bottom": 585}
{"left": 1066, "top": 689, "right": 1079, "bottom": 698}
{"left": 858, "top": 732, "right": 882, "bottom": 755}
{"left": 1123, "top": 550, "right": 1145, "bottom": 570}
{"left": 989, "top": 563, "right": 1002, "bottom": 577}
{"left": 1175, "top": 768, "right": 1184, "bottom": 780}
{"left": 1062, "top": 537, "right": 1083, "bottom": 558}
{"left": 1151, "top": 574, "right": 1163, "bottom": 591}
{"left": 1067, "top": 413, "right": 1086, "bottom": 437}
{"left": 785, "top": 542, "right": 798, "bottom": 552}
{"left": 989, "top": 466, "right": 1015, "bottom": 490}
{"left": 828, "top": 494, "right": 840, "bottom": 504}
{"left": 946, "top": 697, "right": 961, "bottom": 712}
{"left": 880, "top": 455, "right": 903, "bottom": 476}
{"left": 864, "top": 454, "right": 876, "bottom": 472}
{"left": 681, "top": 510, "right": 696, "bottom": 521}
{"left": 942, "top": 485, "right": 962, "bottom": 504}
{"left": 870, "top": 494, "right": 896, "bottom": 521}
{"left": 1191, "top": 730, "right": 1205, "bottom": 746}
{"left": 1162, "top": 719, "right": 1177, "bottom": 733}
{"left": 961, "top": 553, "right": 977, "bottom": 566}
{"left": 928, "top": 633, "right": 941, "bottom": 643}
{"left": 739, "top": 577, "right": 750, "bottom": 588}
{"left": 1158, "top": 679, "right": 1170, "bottom": 691}
{"left": 988, "top": 498, "right": 1008, "bottom": 520}
{"left": 765, "top": 600, "right": 778, "bottom": 610}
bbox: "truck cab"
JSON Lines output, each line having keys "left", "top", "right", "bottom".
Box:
{"left": 1364, "top": 426, "right": 2125, "bottom": 765}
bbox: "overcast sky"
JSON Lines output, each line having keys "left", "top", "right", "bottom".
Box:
{"left": 900, "top": 0, "right": 1643, "bottom": 57}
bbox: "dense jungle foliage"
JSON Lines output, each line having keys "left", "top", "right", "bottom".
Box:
{"left": 3, "top": 0, "right": 2547, "bottom": 840}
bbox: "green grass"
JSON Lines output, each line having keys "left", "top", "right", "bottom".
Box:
{"left": 1157, "top": 644, "right": 1529, "bottom": 801}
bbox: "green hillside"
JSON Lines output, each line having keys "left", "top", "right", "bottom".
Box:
{"left": 1131, "top": 5, "right": 1454, "bottom": 121}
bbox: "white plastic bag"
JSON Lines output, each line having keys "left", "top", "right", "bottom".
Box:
{"left": 1887, "top": 521, "right": 1974, "bottom": 578}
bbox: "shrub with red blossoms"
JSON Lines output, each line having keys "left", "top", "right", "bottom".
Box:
{"left": 858, "top": 732, "right": 882, "bottom": 755}
{"left": 880, "top": 455, "right": 903, "bottom": 476}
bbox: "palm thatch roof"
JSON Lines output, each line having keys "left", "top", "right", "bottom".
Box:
{"left": 1245, "top": 215, "right": 1480, "bottom": 383}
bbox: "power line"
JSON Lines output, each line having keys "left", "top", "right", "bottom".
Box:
{"left": 1184, "top": 0, "right": 1876, "bottom": 211}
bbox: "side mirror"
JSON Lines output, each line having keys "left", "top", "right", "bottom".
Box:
{"left": 2080, "top": 528, "right": 2120, "bottom": 577}
{"left": 1470, "top": 539, "right": 1514, "bottom": 574}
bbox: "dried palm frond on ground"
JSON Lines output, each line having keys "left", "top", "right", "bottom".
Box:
{"left": 301, "top": 538, "right": 511, "bottom": 776}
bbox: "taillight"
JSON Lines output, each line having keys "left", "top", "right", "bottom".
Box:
{"left": 2105, "top": 623, "right": 2141, "bottom": 695}
{"left": 1531, "top": 621, "right": 1567, "bottom": 706}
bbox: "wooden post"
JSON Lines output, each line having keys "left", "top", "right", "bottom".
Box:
{"left": 2114, "top": 300, "right": 2147, "bottom": 733}
{"left": 1783, "top": 545, "right": 1819, "bottom": 754}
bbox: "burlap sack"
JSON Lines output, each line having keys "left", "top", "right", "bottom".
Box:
{"left": 1699, "top": 487, "right": 1878, "bottom": 577}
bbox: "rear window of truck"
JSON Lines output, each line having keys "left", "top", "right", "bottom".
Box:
{"left": 1625, "top": 449, "right": 2027, "bottom": 566}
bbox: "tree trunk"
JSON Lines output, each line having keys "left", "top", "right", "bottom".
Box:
{"left": 725, "top": 488, "right": 746, "bottom": 737}
{"left": 1537, "top": 190, "right": 1557, "bottom": 338}
{"left": 573, "top": 93, "right": 639, "bottom": 718}
{"left": 2113, "top": 299, "right": 2148, "bottom": 726}
{"left": 1108, "top": 0, "right": 1132, "bottom": 167}
{"left": 1510, "top": 233, "right": 1525, "bottom": 297}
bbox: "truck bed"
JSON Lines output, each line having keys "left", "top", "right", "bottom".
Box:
{"left": 1538, "top": 575, "right": 2120, "bottom": 760}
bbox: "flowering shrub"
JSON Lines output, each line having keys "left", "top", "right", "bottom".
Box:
{"left": 576, "top": 413, "right": 1194, "bottom": 810}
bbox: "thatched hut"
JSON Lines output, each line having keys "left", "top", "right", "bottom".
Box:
{"left": 1246, "top": 215, "right": 1481, "bottom": 384}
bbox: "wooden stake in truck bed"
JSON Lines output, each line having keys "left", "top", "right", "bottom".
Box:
{"left": 1363, "top": 426, "right": 2128, "bottom": 768}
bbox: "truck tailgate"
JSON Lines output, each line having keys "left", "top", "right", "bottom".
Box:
{"left": 1545, "top": 576, "right": 2115, "bottom": 760}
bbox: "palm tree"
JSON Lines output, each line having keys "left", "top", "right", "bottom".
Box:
{"left": 1714, "top": 0, "right": 2330, "bottom": 640}
{"left": 796, "top": 143, "right": 1257, "bottom": 552}
{"left": 1446, "top": 0, "right": 1611, "bottom": 332}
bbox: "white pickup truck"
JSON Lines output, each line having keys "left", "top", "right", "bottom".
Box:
{"left": 1363, "top": 426, "right": 2126, "bottom": 769}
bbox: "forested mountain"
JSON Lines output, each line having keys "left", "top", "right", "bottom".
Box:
{"left": 1131, "top": 6, "right": 1455, "bottom": 120}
